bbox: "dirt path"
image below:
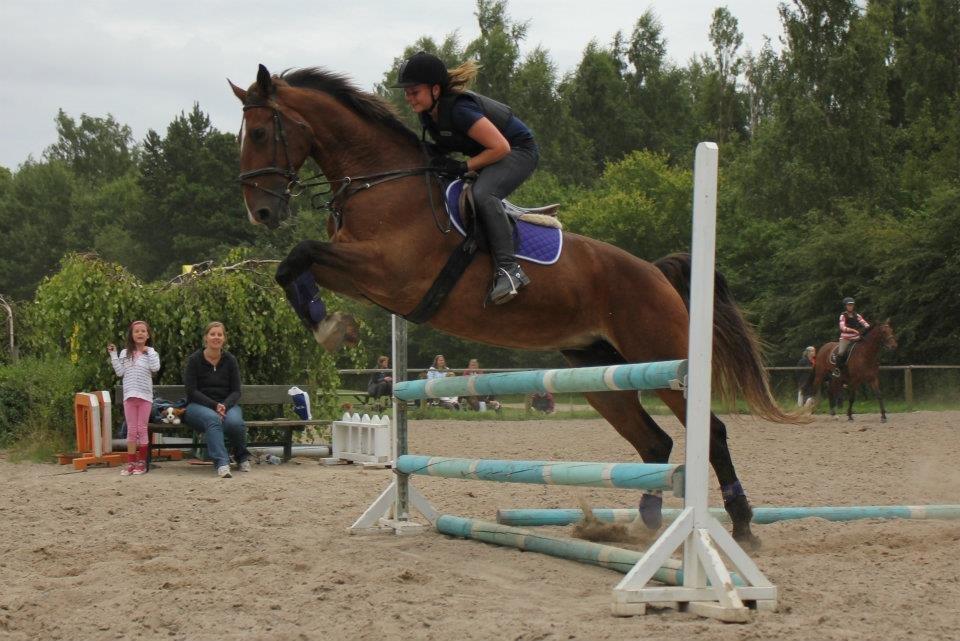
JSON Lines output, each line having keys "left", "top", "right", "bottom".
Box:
{"left": 2, "top": 410, "right": 959, "bottom": 640}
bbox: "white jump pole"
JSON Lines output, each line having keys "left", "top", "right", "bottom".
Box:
{"left": 610, "top": 142, "right": 776, "bottom": 621}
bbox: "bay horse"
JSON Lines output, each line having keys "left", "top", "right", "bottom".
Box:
{"left": 229, "top": 64, "right": 798, "bottom": 547}
{"left": 811, "top": 321, "right": 897, "bottom": 422}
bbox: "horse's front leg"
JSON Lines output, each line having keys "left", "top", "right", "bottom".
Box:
{"left": 275, "top": 239, "right": 366, "bottom": 351}
{"left": 846, "top": 387, "right": 856, "bottom": 421}
{"left": 869, "top": 379, "right": 887, "bottom": 423}
{"left": 276, "top": 239, "right": 365, "bottom": 290}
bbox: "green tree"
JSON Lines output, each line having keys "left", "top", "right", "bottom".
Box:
{"left": 138, "top": 104, "right": 257, "bottom": 279}
{"left": 44, "top": 110, "right": 137, "bottom": 184}
{"left": 689, "top": 7, "right": 748, "bottom": 144}
{"left": 0, "top": 160, "right": 76, "bottom": 299}
{"left": 743, "top": 38, "right": 782, "bottom": 134}
{"left": 563, "top": 41, "right": 641, "bottom": 170}
{"left": 564, "top": 150, "right": 693, "bottom": 260}
{"left": 464, "top": 0, "right": 528, "bottom": 101}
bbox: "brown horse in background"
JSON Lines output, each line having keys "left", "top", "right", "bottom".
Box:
{"left": 811, "top": 321, "right": 897, "bottom": 422}
{"left": 229, "top": 64, "right": 799, "bottom": 547}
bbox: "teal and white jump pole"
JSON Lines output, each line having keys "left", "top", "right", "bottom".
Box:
{"left": 393, "top": 359, "right": 686, "bottom": 401}
{"left": 396, "top": 456, "right": 683, "bottom": 493}
{"left": 496, "top": 505, "right": 960, "bottom": 527}
{"left": 435, "top": 514, "right": 748, "bottom": 587}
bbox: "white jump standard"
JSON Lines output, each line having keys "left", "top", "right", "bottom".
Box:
{"left": 353, "top": 143, "right": 776, "bottom": 622}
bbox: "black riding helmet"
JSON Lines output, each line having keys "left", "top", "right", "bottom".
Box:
{"left": 842, "top": 297, "right": 855, "bottom": 306}
{"left": 392, "top": 51, "right": 448, "bottom": 89}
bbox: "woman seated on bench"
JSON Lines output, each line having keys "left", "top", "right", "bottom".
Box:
{"left": 367, "top": 355, "right": 393, "bottom": 399}
{"left": 427, "top": 354, "right": 460, "bottom": 411}
{"left": 461, "top": 358, "right": 501, "bottom": 411}
{"left": 183, "top": 321, "right": 252, "bottom": 479}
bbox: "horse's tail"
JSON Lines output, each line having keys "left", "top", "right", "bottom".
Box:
{"left": 654, "top": 252, "right": 803, "bottom": 424}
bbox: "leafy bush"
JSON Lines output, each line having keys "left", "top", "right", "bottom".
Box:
{"left": 0, "top": 356, "right": 81, "bottom": 448}
{"left": 18, "top": 252, "right": 359, "bottom": 424}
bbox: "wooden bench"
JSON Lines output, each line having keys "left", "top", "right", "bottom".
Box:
{"left": 116, "top": 384, "right": 330, "bottom": 469}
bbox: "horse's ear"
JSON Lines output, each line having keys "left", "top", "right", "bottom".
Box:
{"left": 257, "top": 64, "right": 274, "bottom": 96}
{"left": 228, "top": 79, "right": 247, "bottom": 103}
{"left": 884, "top": 317, "right": 891, "bottom": 326}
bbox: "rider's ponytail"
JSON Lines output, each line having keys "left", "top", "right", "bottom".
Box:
{"left": 446, "top": 60, "right": 481, "bottom": 93}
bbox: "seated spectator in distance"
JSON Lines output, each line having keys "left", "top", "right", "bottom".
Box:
{"left": 461, "top": 358, "right": 501, "bottom": 411}
{"left": 427, "top": 354, "right": 459, "bottom": 411}
{"left": 367, "top": 355, "right": 393, "bottom": 399}
{"left": 531, "top": 391, "right": 555, "bottom": 414}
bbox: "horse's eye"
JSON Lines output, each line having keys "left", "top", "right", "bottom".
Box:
{"left": 251, "top": 127, "right": 267, "bottom": 142}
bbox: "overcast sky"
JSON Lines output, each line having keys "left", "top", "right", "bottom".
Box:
{"left": 0, "top": 1, "right": 784, "bottom": 171}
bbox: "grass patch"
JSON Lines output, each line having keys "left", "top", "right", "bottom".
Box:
{"left": 7, "top": 422, "right": 74, "bottom": 463}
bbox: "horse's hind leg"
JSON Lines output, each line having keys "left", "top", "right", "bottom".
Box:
{"left": 846, "top": 387, "right": 856, "bottom": 421}
{"left": 655, "top": 390, "right": 760, "bottom": 549}
{"left": 561, "top": 347, "right": 673, "bottom": 530}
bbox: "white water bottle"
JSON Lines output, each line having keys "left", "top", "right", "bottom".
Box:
{"left": 265, "top": 454, "right": 282, "bottom": 465}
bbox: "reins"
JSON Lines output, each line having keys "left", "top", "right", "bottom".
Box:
{"left": 237, "top": 103, "right": 451, "bottom": 233}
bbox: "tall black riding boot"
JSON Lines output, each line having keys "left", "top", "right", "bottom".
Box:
{"left": 479, "top": 198, "right": 530, "bottom": 305}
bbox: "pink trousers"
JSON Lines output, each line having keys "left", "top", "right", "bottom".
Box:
{"left": 123, "top": 398, "right": 152, "bottom": 446}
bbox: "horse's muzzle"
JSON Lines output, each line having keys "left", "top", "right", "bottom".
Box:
{"left": 254, "top": 207, "right": 279, "bottom": 229}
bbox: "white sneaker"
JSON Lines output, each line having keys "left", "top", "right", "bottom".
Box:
{"left": 217, "top": 465, "right": 232, "bottom": 478}
{"left": 239, "top": 459, "right": 252, "bottom": 473}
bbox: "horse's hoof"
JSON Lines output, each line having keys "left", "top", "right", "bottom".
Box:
{"left": 724, "top": 494, "right": 759, "bottom": 548}
{"left": 733, "top": 529, "right": 762, "bottom": 551}
{"left": 312, "top": 312, "right": 359, "bottom": 351}
{"left": 638, "top": 493, "right": 663, "bottom": 530}
{"left": 881, "top": 417, "right": 887, "bottom": 424}
{"left": 847, "top": 417, "right": 854, "bottom": 422}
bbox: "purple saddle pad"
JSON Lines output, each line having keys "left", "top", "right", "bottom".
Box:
{"left": 444, "top": 180, "right": 562, "bottom": 265}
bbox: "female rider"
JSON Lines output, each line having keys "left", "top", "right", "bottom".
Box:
{"left": 393, "top": 51, "right": 539, "bottom": 305}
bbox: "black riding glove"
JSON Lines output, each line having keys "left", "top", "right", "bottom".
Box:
{"left": 430, "top": 155, "right": 468, "bottom": 177}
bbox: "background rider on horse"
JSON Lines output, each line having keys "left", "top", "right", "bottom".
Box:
{"left": 393, "top": 51, "right": 539, "bottom": 305}
{"left": 834, "top": 297, "right": 870, "bottom": 376}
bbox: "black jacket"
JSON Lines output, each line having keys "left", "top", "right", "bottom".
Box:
{"left": 184, "top": 350, "right": 242, "bottom": 410}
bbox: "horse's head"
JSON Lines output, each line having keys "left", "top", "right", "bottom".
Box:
{"left": 229, "top": 64, "right": 316, "bottom": 229}
{"left": 879, "top": 319, "right": 897, "bottom": 351}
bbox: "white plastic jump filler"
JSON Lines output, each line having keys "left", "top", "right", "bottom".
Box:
{"left": 353, "top": 143, "right": 777, "bottom": 622}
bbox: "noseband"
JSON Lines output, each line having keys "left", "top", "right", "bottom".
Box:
{"left": 237, "top": 104, "right": 303, "bottom": 205}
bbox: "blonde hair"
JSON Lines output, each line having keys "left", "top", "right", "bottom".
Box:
{"left": 446, "top": 60, "right": 481, "bottom": 93}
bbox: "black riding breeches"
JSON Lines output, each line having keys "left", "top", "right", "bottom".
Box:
{"left": 471, "top": 145, "right": 539, "bottom": 267}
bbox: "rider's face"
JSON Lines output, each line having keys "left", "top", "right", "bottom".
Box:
{"left": 846, "top": 303, "right": 855, "bottom": 313}
{"left": 404, "top": 84, "right": 439, "bottom": 114}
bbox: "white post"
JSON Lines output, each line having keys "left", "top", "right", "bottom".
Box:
{"left": 350, "top": 314, "right": 433, "bottom": 533}
{"left": 392, "top": 314, "right": 409, "bottom": 520}
{"left": 681, "top": 141, "right": 719, "bottom": 589}
{"left": 611, "top": 142, "right": 776, "bottom": 621}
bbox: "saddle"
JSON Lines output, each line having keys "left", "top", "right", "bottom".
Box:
{"left": 829, "top": 341, "right": 859, "bottom": 368}
{"left": 401, "top": 178, "right": 564, "bottom": 324}
{"left": 445, "top": 179, "right": 563, "bottom": 266}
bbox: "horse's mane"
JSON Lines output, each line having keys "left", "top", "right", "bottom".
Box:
{"left": 278, "top": 68, "right": 420, "bottom": 147}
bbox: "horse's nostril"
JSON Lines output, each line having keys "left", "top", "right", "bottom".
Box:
{"left": 255, "top": 208, "right": 271, "bottom": 223}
